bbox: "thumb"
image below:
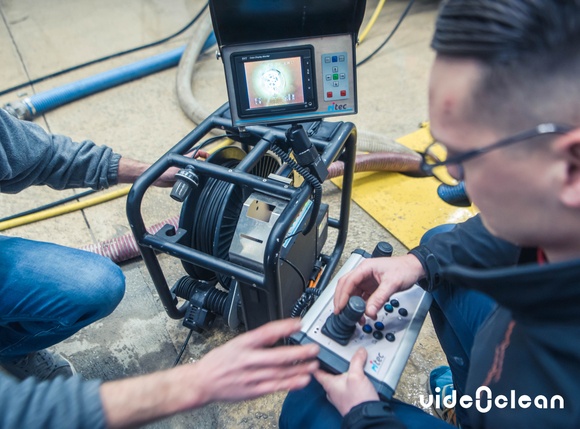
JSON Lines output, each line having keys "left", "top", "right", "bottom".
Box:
{"left": 349, "top": 348, "right": 368, "bottom": 375}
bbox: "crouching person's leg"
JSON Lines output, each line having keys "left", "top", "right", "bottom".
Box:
{"left": 0, "top": 236, "right": 125, "bottom": 379}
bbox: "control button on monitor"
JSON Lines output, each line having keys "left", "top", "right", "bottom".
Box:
{"left": 340, "top": 90, "right": 347, "bottom": 97}
{"left": 339, "top": 55, "right": 346, "bottom": 62}
{"left": 327, "top": 91, "right": 333, "bottom": 98}
{"left": 332, "top": 55, "right": 338, "bottom": 62}
{"left": 372, "top": 331, "right": 384, "bottom": 340}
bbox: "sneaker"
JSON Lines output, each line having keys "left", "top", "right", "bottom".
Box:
{"left": 0, "top": 349, "right": 76, "bottom": 380}
{"left": 428, "top": 365, "right": 460, "bottom": 427}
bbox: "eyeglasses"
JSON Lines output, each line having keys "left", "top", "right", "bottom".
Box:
{"left": 420, "top": 123, "right": 574, "bottom": 185}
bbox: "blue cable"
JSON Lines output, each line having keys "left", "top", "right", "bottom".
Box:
{"left": 7, "top": 33, "right": 216, "bottom": 119}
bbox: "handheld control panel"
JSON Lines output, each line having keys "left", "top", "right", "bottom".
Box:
{"left": 291, "top": 247, "right": 433, "bottom": 399}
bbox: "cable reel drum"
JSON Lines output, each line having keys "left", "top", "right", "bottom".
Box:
{"left": 174, "top": 145, "right": 283, "bottom": 331}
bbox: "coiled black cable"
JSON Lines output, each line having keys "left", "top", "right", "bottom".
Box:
{"left": 192, "top": 159, "right": 239, "bottom": 256}
{"left": 290, "top": 288, "right": 322, "bottom": 318}
{"left": 269, "top": 144, "right": 322, "bottom": 236}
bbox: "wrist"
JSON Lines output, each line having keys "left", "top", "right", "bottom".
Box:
{"left": 408, "top": 247, "right": 440, "bottom": 292}
{"left": 167, "top": 363, "right": 209, "bottom": 411}
{"left": 402, "top": 253, "right": 426, "bottom": 281}
{"left": 117, "top": 157, "right": 150, "bottom": 184}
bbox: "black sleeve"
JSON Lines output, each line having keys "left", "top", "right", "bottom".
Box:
{"left": 342, "top": 401, "right": 407, "bottom": 429}
{"left": 409, "top": 215, "right": 521, "bottom": 291}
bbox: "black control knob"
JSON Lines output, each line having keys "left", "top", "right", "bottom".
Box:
{"left": 322, "top": 296, "right": 366, "bottom": 345}
{"left": 170, "top": 167, "right": 199, "bottom": 203}
{"left": 372, "top": 242, "right": 393, "bottom": 258}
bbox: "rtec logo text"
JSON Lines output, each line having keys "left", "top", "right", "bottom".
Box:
{"left": 369, "top": 352, "right": 385, "bottom": 373}
{"left": 327, "top": 102, "right": 351, "bottom": 112}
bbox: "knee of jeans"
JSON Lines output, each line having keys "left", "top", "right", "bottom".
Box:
{"left": 79, "top": 259, "right": 125, "bottom": 319}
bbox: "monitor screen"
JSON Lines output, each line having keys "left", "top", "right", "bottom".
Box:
{"left": 232, "top": 46, "right": 317, "bottom": 120}
{"left": 244, "top": 56, "right": 305, "bottom": 110}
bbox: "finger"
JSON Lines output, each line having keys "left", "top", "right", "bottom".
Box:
{"left": 334, "top": 275, "right": 354, "bottom": 314}
{"left": 238, "top": 360, "right": 319, "bottom": 385}
{"left": 240, "top": 374, "right": 313, "bottom": 400}
{"left": 258, "top": 344, "right": 320, "bottom": 366}
{"left": 194, "top": 150, "right": 210, "bottom": 159}
{"left": 313, "top": 368, "right": 336, "bottom": 390}
{"left": 243, "top": 344, "right": 320, "bottom": 368}
{"left": 334, "top": 267, "right": 380, "bottom": 314}
{"left": 334, "top": 271, "right": 366, "bottom": 313}
{"left": 184, "top": 149, "right": 209, "bottom": 159}
{"left": 365, "top": 283, "right": 397, "bottom": 319}
{"left": 240, "top": 319, "right": 303, "bottom": 347}
{"left": 359, "top": 314, "right": 367, "bottom": 325}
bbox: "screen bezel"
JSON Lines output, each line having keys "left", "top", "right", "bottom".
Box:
{"left": 231, "top": 46, "right": 317, "bottom": 120}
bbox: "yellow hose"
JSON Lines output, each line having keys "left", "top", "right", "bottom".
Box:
{"left": 359, "top": 0, "right": 387, "bottom": 43}
{"left": 0, "top": 186, "right": 131, "bottom": 231}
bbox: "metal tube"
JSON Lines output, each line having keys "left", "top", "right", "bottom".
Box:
{"left": 142, "top": 235, "right": 265, "bottom": 286}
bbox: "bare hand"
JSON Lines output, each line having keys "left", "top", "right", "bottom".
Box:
{"left": 117, "top": 151, "right": 209, "bottom": 188}
{"left": 314, "top": 348, "right": 379, "bottom": 416}
{"left": 101, "top": 319, "right": 318, "bottom": 428}
{"left": 153, "top": 150, "right": 209, "bottom": 187}
{"left": 334, "top": 254, "right": 425, "bottom": 319}
{"left": 193, "top": 319, "right": 320, "bottom": 406}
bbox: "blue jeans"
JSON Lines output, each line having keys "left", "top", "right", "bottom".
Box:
{"left": 0, "top": 235, "right": 125, "bottom": 359}
{"left": 280, "top": 225, "right": 496, "bottom": 429}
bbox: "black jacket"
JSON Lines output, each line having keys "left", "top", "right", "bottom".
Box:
{"left": 343, "top": 215, "right": 580, "bottom": 428}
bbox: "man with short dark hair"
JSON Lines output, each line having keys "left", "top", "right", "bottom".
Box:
{"left": 280, "top": 1, "right": 580, "bottom": 428}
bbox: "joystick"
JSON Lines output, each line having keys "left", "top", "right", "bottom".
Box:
{"left": 322, "top": 296, "right": 366, "bottom": 345}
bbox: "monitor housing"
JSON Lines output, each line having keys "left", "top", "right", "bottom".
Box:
{"left": 210, "top": 0, "right": 366, "bottom": 127}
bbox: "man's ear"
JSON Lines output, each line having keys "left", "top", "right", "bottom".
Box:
{"left": 555, "top": 129, "right": 580, "bottom": 207}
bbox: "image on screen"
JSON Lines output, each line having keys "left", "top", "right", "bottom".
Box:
{"left": 244, "top": 57, "right": 305, "bottom": 110}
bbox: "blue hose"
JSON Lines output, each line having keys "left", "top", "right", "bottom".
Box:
{"left": 5, "top": 33, "right": 215, "bottom": 120}
{"left": 437, "top": 181, "right": 471, "bottom": 207}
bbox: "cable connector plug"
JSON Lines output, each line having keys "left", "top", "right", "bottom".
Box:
{"left": 286, "top": 125, "right": 329, "bottom": 182}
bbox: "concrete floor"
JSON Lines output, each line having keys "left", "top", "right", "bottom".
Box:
{"left": 0, "top": 0, "right": 446, "bottom": 427}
